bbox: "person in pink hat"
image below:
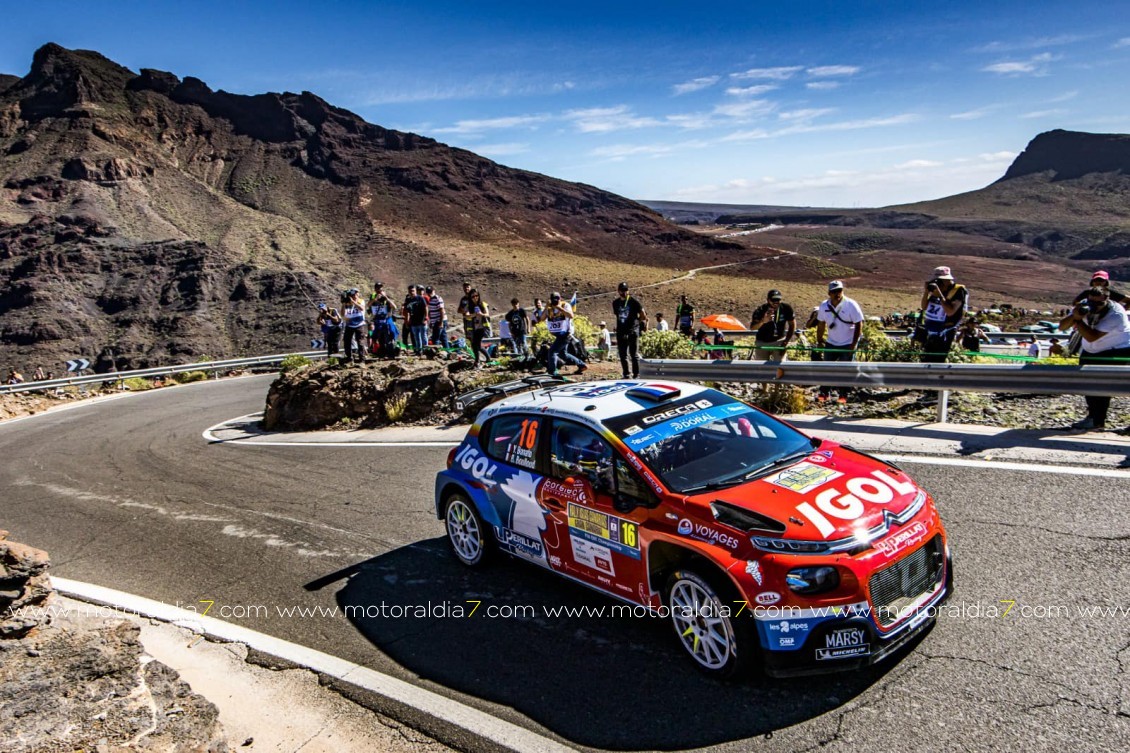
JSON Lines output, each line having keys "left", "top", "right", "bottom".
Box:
{"left": 1073, "top": 270, "right": 1127, "bottom": 306}
{"left": 919, "top": 265, "right": 968, "bottom": 363}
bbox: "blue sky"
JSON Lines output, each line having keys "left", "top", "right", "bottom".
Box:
{"left": 3, "top": 1, "right": 1129, "bottom": 207}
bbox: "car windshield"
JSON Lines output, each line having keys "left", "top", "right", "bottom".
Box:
{"left": 604, "top": 392, "right": 813, "bottom": 494}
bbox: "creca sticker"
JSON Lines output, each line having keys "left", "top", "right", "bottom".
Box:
{"left": 537, "top": 477, "right": 593, "bottom": 508}
{"left": 567, "top": 502, "right": 641, "bottom": 559}
{"left": 571, "top": 537, "right": 616, "bottom": 576}
{"left": 764, "top": 462, "right": 843, "bottom": 494}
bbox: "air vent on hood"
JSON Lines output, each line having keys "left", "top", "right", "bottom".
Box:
{"left": 710, "top": 501, "right": 786, "bottom": 534}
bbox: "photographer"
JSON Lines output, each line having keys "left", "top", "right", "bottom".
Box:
{"left": 1058, "top": 286, "right": 1130, "bottom": 431}
{"left": 341, "top": 288, "right": 368, "bottom": 364}
{"left": 316, "top": 301, "right": 342, "bottom": 358}
{"left": 919, "top": 266, "right": 967, "bottom": 363}
{"left": 1073, "top": 270, "right": 1127, "bottom": 306}
{"left": 815, "top": 280, "right": 864, "bottom": 403}
{"left": 749, "top": 289, "right": 795, "bottom": 362}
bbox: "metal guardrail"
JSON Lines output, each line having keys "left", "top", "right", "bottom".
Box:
{"left": 639, "top": 358, "right": 1130, "bottom": 422}
{"left": 0, "top": 351, "right": 326, "bottom": 396}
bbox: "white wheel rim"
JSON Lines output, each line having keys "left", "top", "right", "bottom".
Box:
{"left": 447, "top": 500, "right": 482, "bottom": 563}
{"left": 670, "top": 579, "right": 735, "bottom": 670}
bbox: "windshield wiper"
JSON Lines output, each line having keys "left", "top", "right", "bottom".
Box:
{"left": 736, "top": 448, "right": 813, "bottom": 483}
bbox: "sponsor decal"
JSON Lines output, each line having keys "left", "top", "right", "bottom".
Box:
{"left": 825, "top": 627, "right": 867, "bottom": 649}
{"left": 553, "top": 381, "right": 640, "bottom": 399}
{"left": 567, "top": 503, "right": 641, "bottom": 559}
{"left": 875, "top": 521, "right": 928, "bottom": 557}
{"left": 746, "top": 560, "right": 764, "bottom": 586}
{"left": 498, "top": 528, "right": 544, "bottom": 559}
{"left": 676, "top": 519, "right": 741, "bottom": 550}
{"left": 640, "top": 399, "right": 714, "bottom": 426}
{"left": 453, "top": 444, "right": 499, "bottom": 486}
{"left": 624, "top": 425, "right": 642, "bottom": 436}
{"left": 779, "top": 636, "right": 795, "bottom": 647}
{"left": 816, "top": 644, "right": 871, "bottom": 661}
{"left": 818, "top": 450, "right": 834, "bottom": 458}
{"left": 793, "top": 469, "right": 917, "bottom": 539}
{"left": 806, "top": 454, "right": 828, "bottom": 464}
{"left": 769, "top": 620, "right": 811, "bottom": 634}
{"left": 620, "top": 403, "right": 757, "bottom": 451}
{"left": 755, "top": 591, "right": 781, "bottom": 605}
{"left": 549, "top": 555, "right": 562, "bottom": 568}
{"left": 538, "top": 477, "right": 593, "bottom": 507}
{"left": 571, "top": 537, "right": 616, "bottom": 576}
{"left": 764, "top": 462, "right": 843, "bottom": 494}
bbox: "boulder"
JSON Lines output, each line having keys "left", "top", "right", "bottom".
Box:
{"left": 0, "top": 530, "right": 51, "bottom": 639}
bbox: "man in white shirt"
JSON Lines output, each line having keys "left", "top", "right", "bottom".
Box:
{"left": 815, "top": 280, "right": 865, "bottom": 403}
{"left": 1059, "top": 286, "right": 1130, "bottom": 431}
{"left": 597, "top": 322, "right": 612, "bottom": 361}
{"left": 655, "top": 313, "right": 670, "bottom": 331}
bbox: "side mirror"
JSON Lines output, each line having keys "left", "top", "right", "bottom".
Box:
{"left": 613, "top": 494, "right": 638, "bottom": 514}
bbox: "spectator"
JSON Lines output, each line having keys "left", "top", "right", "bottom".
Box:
{"left": 316, "top": 301, "right": 342, "bottom": 358}
{"left": 655, "top": 313, "right": 670, "bottom": 331}
{"left": 7, "top": 369, "right": 25, "bottom": 384}
{"left": 403, "top": 284, "right": 428, "bottom": 354}
{"left": 1026, "top": 339, "right": 1042, "bottom": 359}
{"left": 597, "top": 321, "right": 612, "bottom": 361}
{"left": 815, "top": 280, "right": 864, "bottom": 403}
{"left": 1059, "top": 286, "right": 1130, "bottom": 431}
{"left": 750, "top": 289, "right": 796, "bottom": 362}
{"left": 675, "top": 295, "right": 695, "bottom": 336}
{"left": 341, "top": 289, "right": 368, "bottom": 363}
{"left": 467, "top": 289, "right": 492, "bottom": 368}
{"left": 611, "top": 281, "right": 645, "bottom": 379}
{"left": 709, "top": 329, "right": 729, "bottom": 361}
{"left": 34, "top": 366, "right": 46, "bottom": 381}
{"left": 919, "top": 266, "right": 968, "bottom": 363}
{"left": 505, "top": 298, "right": 530, "bottom": 357}
{"left": 1074, "top": 270, "right": 1128, "bottom": 306}
{"left": 457, "top": 282, "right": 475, "bottom": 340}
{"left": 1049, "top": 337, "right": 1066, "bottom": 358}
{"left": 368, "top": 283, "right": 399, "bottom": 358}
{"left": 532, "top": 298, "right": 546, "bottom": 322}
{"left": 539, "top": 290, "right": 587, "bottom": 376}
{"left": 426, "top": 286, "right": 448, "bottom": 347}
{"left": 959, "top": 320, "right": 988, "bottom": 353}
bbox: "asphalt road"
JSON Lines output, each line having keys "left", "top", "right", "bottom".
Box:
{"left": 3, "top": 375, "right": 1129, "bottom": 751}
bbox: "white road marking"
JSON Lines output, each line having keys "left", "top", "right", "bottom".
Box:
{"left": 878, "top": 454, "right": 1130, "bottom": 479}
{"left": 51, "top": 578, "right": 575, "bottom": 753}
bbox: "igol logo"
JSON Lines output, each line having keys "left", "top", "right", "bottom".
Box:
{"left": 677, "top": 518, "right": 693, "bottom": 535}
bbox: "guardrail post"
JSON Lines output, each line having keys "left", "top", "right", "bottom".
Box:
{"left": 937, "top": 390, "right": 949, "bottom": 423}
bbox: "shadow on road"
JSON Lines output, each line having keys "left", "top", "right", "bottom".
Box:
{"left": 318, "top": 538, "right": 921, "bottom": 750}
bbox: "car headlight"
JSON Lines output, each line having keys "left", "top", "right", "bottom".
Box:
{"left": 787, "top": 566, "right": 840, "bottom": 594}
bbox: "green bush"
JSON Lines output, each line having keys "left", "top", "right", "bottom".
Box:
{"left": 280, "top": 354, "right": 313, "bottom": 373}
{"left": 172, "top": 370, "right": 208, "bottom": 384}
{"left": 639, "top": 330, "right": 695, "bottom": 359}
{"left": 528, "top": 314, "right": 597, "bottom": 351}
{"left": 121, "top": 377, "right": 154, "bottom": 391}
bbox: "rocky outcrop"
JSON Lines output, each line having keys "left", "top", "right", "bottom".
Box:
{"left": 0, "top": 531, "right": 230, "bottom": 752}
{"left": 264, "top": 358, "right": 481, "bottom": 431}
{"left": 1002, "top": 129, "right": 1130, "bottom": 181}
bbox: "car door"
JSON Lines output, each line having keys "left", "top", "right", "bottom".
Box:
{"left": 541, "top": 419, "right": 650, "bottom": 602}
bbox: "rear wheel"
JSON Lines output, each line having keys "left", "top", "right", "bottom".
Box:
{"left": 665, "top": 567, "right": 755, "bottom": 679}
{"left": 444, "top": 494, "right": 493, "bottom": 567}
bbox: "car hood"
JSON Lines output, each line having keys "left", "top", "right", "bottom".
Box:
{"left": 694, "top": 442, "right": 923, "bottom": 542}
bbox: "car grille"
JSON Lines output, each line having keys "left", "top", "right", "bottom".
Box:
{"left": 869, "top": 534, "right": 945, "bottom": 627}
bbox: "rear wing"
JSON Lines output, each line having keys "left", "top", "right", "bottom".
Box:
{"left": 455, "top": 374, "right": 568, "bottom": 414}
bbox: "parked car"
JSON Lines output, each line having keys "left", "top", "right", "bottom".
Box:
{"left": 435, "top": 379, "right": 953, "bottom": 678}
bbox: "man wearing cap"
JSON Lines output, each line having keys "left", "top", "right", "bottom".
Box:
{"left": 1059, "top": 286, "right": 1130, "bottom": 431}
{"left": 815, "top": 280, "right": 864, "bottom": 402}
{"left": 1074, "top": 271, "right": 1127, "bottom": 306}
{"left": 539, "top": 291, "right": 587, "bottom": 376}
{"left": 612, "top": 282, "right": 646, "bottom": 379}
{"left": 750, "top": 289, "right": 796, "bottom": 362}
{"left": 919, "top": 266, "right": 968, "bottom": 363}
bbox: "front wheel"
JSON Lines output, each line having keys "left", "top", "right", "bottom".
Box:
{"left": 444, "top": 493, "right": 494, "bottom": 567}
{"left": 665, "top": 568, "right": 755, "bottom": 679}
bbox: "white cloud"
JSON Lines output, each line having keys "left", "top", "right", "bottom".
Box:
{"left": 725, "top": 84, "right": 778, "bottom": 97}
{"left": 950, "top": 106, "right": 996, "bottom": 120}
{"left": 982, "top": 52, "right": 1056, "bottom": 76}
{"left": 806, "top": 81, "right": 841, "bottom": 91}
{"left": 1116, "top": 37, "right": 1130, "bottom": 48}
{"left": 807, "top": 65, "right": 860, "bottom": 77}
{"left": 974, "top": 35, "right": 1085, "bottom": 53}
{"left": 712, "top": 99, "right": 776, "bottom": 119}
{"left": 979, "top": 151, "right": 1016, "bottom": 162}
{"left": 433, "top": 115, "right": 549, "bottom": 134}
{"left": 1020, "top": 108, "right": 1068, "bottom": 119}
{"left": 472, "top": 143, "right": 531, "bottom": 157}
{"left": 895, "top": 159, "right": 943, "bottom": 169}
{"left": 721, "top": 113, "right": 917, "bottom": 142}
{"left": 778, "top": 108, "right": 836, "bottom": 121}
{"left": 1045, "top": 90, "right": 1078, "bottom": 103}
{"left": 588, "top": 140, "right": 709, "bottom": 160}
{"left": 564, "top": 105, "right": 662, "bottom": 133}
{"left": 730, "top": 66, "right": 803, "bottom": 81}
{"left": 673, "top": 76, "right": 720, "bottom": 95}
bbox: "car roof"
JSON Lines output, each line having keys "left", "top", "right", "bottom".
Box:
{"left": 479, "top": 379, "right": 715, "bottom": 426}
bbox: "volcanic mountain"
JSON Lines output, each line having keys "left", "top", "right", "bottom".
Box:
{"left": 0, "top": 44, "right": 745, "bottom": 371}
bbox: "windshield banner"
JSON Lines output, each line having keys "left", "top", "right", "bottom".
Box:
{"left": 620, "top": 402, "right": 755, "bottom": 451}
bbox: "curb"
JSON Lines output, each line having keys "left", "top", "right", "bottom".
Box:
{"left": 52, "top": 577, "right": 575, "bottom": 753}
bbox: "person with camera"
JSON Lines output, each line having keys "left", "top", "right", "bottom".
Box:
{"left": 316, "top": 301, "right": 342, "bottom": 358}
{"left": 341, "top": 288, "right": 368, "bottom": 364}
{"left": 815, "top": 280, "right": 864, "bottom": 403}
{"left": 1058, "top": 286, "right": 1130, "bottom": 431}
{"left": 918, "top": 266, "right": 967, "bottom": 363}
{"left": 539, "top": 291, "right": 587, "bottom": 376}
{"left": 612, "top": 282, "right": 646, "bottom": 378}
{"left": 750, "top": 289, "right": 795, "bottom": 362}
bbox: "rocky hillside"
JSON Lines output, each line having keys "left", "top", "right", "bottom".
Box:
{"left": 0, "top": 44, "right": 742, "bottom": 371}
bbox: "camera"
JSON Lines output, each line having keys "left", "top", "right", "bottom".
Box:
{"left": 1077, "top": 303, "right": 1091, "bottom": 315}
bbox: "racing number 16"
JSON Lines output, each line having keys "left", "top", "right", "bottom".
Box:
{"left": 518, "top": 419, "right": 539, "bottom": 449}
{"left": 619, "top": 520, "right": 637, "bottom": 548}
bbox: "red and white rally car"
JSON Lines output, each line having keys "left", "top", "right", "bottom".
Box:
{"left": 434, "top": 379, "right": 952, "bottom": 677}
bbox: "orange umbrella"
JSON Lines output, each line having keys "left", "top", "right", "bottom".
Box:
{"left": 700, "top": 314, "right": 746, "bottom": 331}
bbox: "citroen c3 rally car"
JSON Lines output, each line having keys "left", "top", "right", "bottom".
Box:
{"left": 434, "top": 379, "right": 952, "bottom": 677}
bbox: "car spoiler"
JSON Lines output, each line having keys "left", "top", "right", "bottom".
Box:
{"left": 455, "top": 374, "right": 569, "bottom": 413}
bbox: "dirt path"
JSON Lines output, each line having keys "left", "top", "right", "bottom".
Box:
{"left": 576, "top": 249, "right": 797, "bottom": 302}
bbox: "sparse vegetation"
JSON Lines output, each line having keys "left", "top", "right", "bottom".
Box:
{"left": 120, "top": 377, "right": 155, "bottom": 391}
{"left": 384, "top": 392, "right": 410, "bottom": 422}
{"left": 639, "top": 330, "right": 696, "bottom": 359}
{"left": 280, "top": 355, "right": 313, "bottom": 373}
{"left": 172, "top": 370, "right": 208, "bottom": 384}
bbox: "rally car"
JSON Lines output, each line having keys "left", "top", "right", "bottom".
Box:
{"left": 434, "top": 379, "right": 952, "bottom": 678}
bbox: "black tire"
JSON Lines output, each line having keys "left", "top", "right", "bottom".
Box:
{"left": 443, "top": 493, "right": 494, "bottom": 567}
{"left": 664, "top": 567, "right": 756, "bottom": 679}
